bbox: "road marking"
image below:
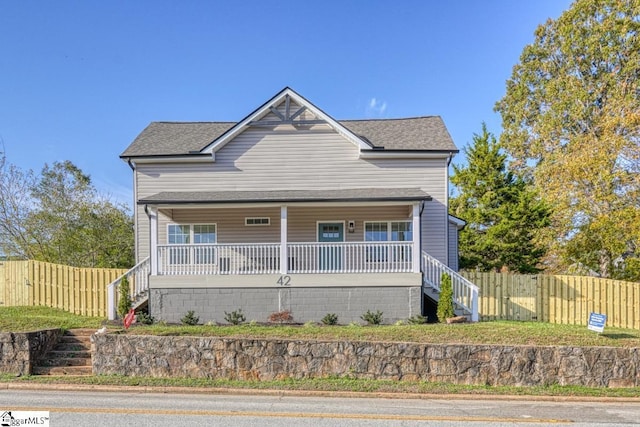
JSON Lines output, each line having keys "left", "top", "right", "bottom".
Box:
{"left": 6, "top": 406, "right": 572, "bottom": 423}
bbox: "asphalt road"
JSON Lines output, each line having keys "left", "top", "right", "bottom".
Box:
{"left": 1, "top": 387, "right": 640, "bottom": 427}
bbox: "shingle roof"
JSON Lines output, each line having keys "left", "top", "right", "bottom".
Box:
{"left": 138, "top": 188, "right": 431, "bottom": 205}
{"left": 341, "top": 117, "right": 456, "bottom": 151}
{"left": 121, "top": 116, "right": 457, "bottom": 157}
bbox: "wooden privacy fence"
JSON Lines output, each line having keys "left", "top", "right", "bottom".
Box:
{"left": 462, "top": 271, "right": 640, "bottom": 329}
{"left": 0, "top": 260, "right": 126, "bottom": 317}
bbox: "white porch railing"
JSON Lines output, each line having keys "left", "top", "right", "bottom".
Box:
{"left": 107, "top": 256, "right": 150, "bottom": 320}
{"left": 157, "top": 242, "right": 414, "bottom": 275}
{"left": 158, "top": 243, "right": 280, "bottom": 275}
{"left": 422, "top": 252, "right": 479, "bottom": 322}
{"left": 288, "top": 242, "right": 413, "bottom": 273}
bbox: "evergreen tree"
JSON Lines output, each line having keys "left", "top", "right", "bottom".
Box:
{"left": 450, "top": 124, "right": 550, "bottom": 273}
{"left": 436, "top": 273, "right": 455, "bottom": 322}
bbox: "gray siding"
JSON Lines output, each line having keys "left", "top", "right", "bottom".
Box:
{"left": 153, "top": 205, "right": 414, "bottom": 244}
{"left": 448, "top": 222, "right": 459, "bottom": 271}
{"left": 134, "top": 126, "right": 448, "bottom": 262}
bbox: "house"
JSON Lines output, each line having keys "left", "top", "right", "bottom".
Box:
{"left": 110, "top": 87, "right": 478, "bottom": 324}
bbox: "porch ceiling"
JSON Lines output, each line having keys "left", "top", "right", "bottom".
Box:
{"left": 138, "top": 188, "right": 431, "bottom": 206}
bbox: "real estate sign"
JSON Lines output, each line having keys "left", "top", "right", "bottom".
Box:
{"left": 588, "top": 312, "right": 607, "bottom": 333}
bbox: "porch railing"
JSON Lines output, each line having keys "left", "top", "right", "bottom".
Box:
{"left": 422, "top": 251, "right": 479, "bottom": 322}
{"left": 158, "top": 243, "right": 280, "bottom": 275}
{"left": 288, "top": 242, "right": 412, "bottom": 273}
{"left": 107, "top": 256, "right": 150, "bottom": 320}
{"left": 156, "top": 242, "right": 414, "bottom": 275}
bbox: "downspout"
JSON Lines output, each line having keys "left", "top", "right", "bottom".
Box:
{"left": 419, "top": 200, "right": 425, "bottom": 317}
{"left": 444, "top": 152, "right": 454, "bottom": 267}
{"left": 126, "top": 158, "right": 139, "bottom": 264}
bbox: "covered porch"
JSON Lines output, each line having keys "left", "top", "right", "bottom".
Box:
{"left": 143, "top": 188, "right": 429, "bottom": 278}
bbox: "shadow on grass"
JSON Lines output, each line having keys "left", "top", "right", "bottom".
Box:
{"left": 600, "top": 333, "right": 638, "bottom": 339}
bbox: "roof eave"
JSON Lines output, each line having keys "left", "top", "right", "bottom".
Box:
{"left": 120, "top": 153, "right": 215, "bottom": 164}
{"left": 359, "top": 149, "right": 458, "bottom": 160}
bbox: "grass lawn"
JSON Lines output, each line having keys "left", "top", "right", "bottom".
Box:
{"left": 2, "top": 306, "right": 640, "bottom": 398}
{"left": 1, "top": 306, "right": 639, "bottom": 348}
{"left": 0, "top": 306, "right": 104, "bottom": 331}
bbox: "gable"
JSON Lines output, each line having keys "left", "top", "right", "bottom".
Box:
{"left": 120, "top": 87, "right": 459, "bottom": 159}
{"left": 200, "top": 87, "right": 372, "bottom": 156}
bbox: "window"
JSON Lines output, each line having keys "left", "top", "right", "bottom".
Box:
{"left": 245, "top": 217, "right": 270, "bottom": 226}
{"left": 168, "top": 225, "right": 190, "bottom": 244}
{"left": 194, "top": 225, "right": 217, "bottom": 243}
{"left": 365, "top": 221, "right": 412, "bottom": 262}
{"left": 365, "top": 221, "right": 412, "bottom": 242}
{"left": 167, "top": 224, "right": 217, "bottom": 264}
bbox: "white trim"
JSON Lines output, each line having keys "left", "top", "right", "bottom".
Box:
{"left": 280, "top": 206, "right": 288, "bottom": 274}
{"left": 151, "top": 272, "right": 422, "bottom": 288}
{"left": 412, "top": 203, "right": 421, "bottom": 273}
{"left": 359, "top": 151, "right": 454, "bottom": 160}
{"left": 316, "top": 221, "right": 346, "bottom": 242}
{"left": 149, "top": 207, "right": 158, "bottom": 275}
{"left": 166, "top": 223, "right": 218, "bottom": 245}
{"left": 148, "top": 200, "right": 419, "bottom": 210}
{"left": 128, "top": 156, "right": 214, "bottom": 164}
{"left": 200, "top": 88, "right": 371, "bottom": 154}
{"left": 362, "top": 220, "right": 412, "bottom": 242}
{"left": 448, "top": 214, "right": 466, "bottom": 229}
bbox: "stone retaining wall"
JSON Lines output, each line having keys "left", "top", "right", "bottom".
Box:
{"left": 0, "top": 329, "right": 62, "bottom": 375}
{"left": 92, "top": 334, "right": 640, "bottom": 387}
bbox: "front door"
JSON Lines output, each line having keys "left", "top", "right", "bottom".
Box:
{"left": 318, "top": 222, "right": 344, "bottom": 271}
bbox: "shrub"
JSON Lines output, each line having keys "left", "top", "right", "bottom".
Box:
{"left": 268, "top": 310, "right": 293, "bottom": 324}
{"left": 437, "top": 273, "right": 455, "bottom": 322}
{"left": 407, "top": 314, "right": 428, "bottom": 324}
{"left": 321, "top": 313, "right": 338, "bottom": 325}
{"left": 360, "top": 309, "right": 384, "bottom": 325}
{"left": 181, "top": 310, "right": 200, "bottom": 325}
{"left": 117, "top": 276, "right": 131, "bottom": 319}
{"left": 136, "top": 311, "right": 155, "bottom": 325}
{"left": 224, "top": 309, "right": 246, "bottom": 325}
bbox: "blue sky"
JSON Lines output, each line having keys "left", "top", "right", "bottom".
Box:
{"left": 0, "top": 0, "right": 572, "bottom": 207}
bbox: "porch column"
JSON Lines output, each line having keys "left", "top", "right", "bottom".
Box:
{"left": 412, "top": 202, "right": 421, "bottom": 273}
{"left": 149, "top": 206, "right": 158, "bottom": 275}
{"left": 280, "top": 205, "right": 288, "bottom": 274}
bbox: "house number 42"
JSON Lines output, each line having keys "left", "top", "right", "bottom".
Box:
{"left": 277, "top": 275, "right": 291, "bottom": 286}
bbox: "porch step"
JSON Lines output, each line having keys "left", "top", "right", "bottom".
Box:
{"left": 33, "top": 329, "right": 93, "bottom": 376}
{"left": 132, "top": 292, "right": 149, "bottom": 311}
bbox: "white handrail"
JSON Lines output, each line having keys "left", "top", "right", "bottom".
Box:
{"left": 288, "top": 242, "right": 413, "bottom": 274}
{"left": 422, "top": 252, "right": 479, "bottom": 322}
{"left": 157, "top": 242, "right": 415, "bottom": 275}
{"left": 107, "top": 257, "right": 150, "bottom": 320}
{"left": 158, "top": 243, "right": 280, "bottom": 275}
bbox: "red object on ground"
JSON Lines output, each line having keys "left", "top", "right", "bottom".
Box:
{"left": 124, "top": 309, "right": 135, "bottom": 329}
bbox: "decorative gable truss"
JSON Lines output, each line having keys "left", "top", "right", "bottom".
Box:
{"left": 200, "top": 88, "right": 372, "bottom": 161}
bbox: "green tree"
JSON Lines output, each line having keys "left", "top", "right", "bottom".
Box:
{"left": 0, "top": 149, "right": 36, "bottom": 259}
{"left": 450, "top": 124, "right": 550, "bottom": 273}
{"left": 117, "top": 275, "right": 131, "bottom": 318}
{"left": 495, "top": 0, "right": 640, "bottom": 278}
{"left": 0, "top": 157, "right": 134, "bottom": 268}
{"left": 436, "top": 273, "right": 455, "bottom": 322}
